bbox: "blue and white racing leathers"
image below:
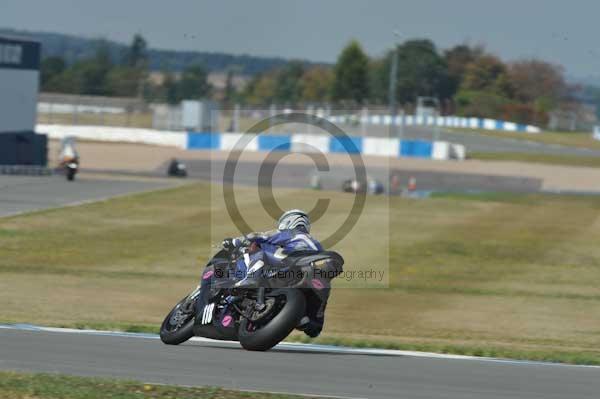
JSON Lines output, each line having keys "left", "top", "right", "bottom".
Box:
{"left": 195, "top": 228, "right": 328, "bottom": 337}
{"left": 232, "top": 228, "right": 323, "bottom": 277}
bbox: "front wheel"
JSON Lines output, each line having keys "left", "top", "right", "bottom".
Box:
{"left": 160, "top": 294, "right": 197, "bottom": 345}
{"left": 238, "top": 289, "right": 306, "bottom": 351}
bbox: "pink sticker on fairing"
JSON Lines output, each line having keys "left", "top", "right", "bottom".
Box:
{"left": 311, "top": 279, "right": 325, "bottom": 289}
{"left": 202, "top": 270, "right": 214, "bottom": 280}
{"left": 222, "top": 315, "right": 233, "bottom": 327}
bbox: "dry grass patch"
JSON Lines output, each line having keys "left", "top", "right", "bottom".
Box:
{"left": 2, "top": 184, "right": 600, "bottom": 363}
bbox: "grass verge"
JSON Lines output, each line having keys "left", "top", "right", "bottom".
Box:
{"left": 286, "top": 334, "right": 600, "bottom": 365}
{"left": 0, "top": 371, "right": 310, "bottom": 399}
{"left": 470, "top": 151, "right": 600, "bottom": 168}
{"left": 2, "top": 183, "right": 600, "bottom": 365}
{"left": 448, "top": 128, "right": 600, "bottom": 150}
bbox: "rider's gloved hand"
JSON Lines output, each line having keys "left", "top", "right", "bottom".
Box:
{"left": 222, "top": 238, "right": 236, "bottom": 252}
{"left": 223, "top": 237, "right": 248, "bottom": 252}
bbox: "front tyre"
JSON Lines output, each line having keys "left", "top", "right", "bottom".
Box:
{"left": 238, "top": 289, "right": 305, "bottom": 351}
{"left": 160, "top": 295, "right": 196, "bottom": 345}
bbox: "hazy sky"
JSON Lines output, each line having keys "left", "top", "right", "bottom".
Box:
{"left": 2, "top": 0, "right": 599, "bottom": 78}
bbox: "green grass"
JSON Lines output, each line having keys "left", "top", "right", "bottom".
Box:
{"left": 470, "top": 151, "right": 600, "bottom": 168}
{"left": 2, "top": 183, "right": 600, "bottom": 364}
{"left": 449, "top": 128, "right": 600, "bottom": 150}
{"left": 449, "top": 127, "right": 600, "bottom": 167}
{"left": 431, "top": 191, "right": 545, "bottom": 204}
{"left": 0, "top": 371, "right": 310, "bottom": 399}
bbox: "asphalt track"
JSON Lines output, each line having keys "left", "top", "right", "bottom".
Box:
{"left": 1, "top": 326, "right": 598, "bottom": 399}
{"left": 174, "top": 158, "right": 543, "bottom": 193}
{"left": 321, "top": 124, "right": 600, "bottom": 156}
{"left": 0, "top": 175, "right": 179, "bottom": 217}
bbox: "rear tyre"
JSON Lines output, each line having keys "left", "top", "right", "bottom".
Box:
{"left": 160, "top": 296, "right": 196, "bottom": 345}
{"left": 238, "top": 289, "right": 305, "bottom": 351}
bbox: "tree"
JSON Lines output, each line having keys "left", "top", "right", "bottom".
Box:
{"left": 123, "top": 34, "right": 150, "bottom": 99}
{"left": 461, "top": 55, "right": 512, "bottom": 97}
{"left": 65, "top": 43, "right": 113, "bottom": 95}
{"left": 508, "top": 59, "right": 567, "bottom": 106}
{"left": 106, "top": 66, "right": 142, "bottom": 97}
{"left": 242, "top": 72, "right": 277, "bottom": 105}
{"left": 371, "top": 39, "right": 452, "bottom": 105}
{"left": 223, "top": 69, "right": 235, "bottom": 105}
{"left": 162, "top": 71, "right": 179, "bottom": 105}
{"left": 454, "top": 90, "right": 509, "bottom": 119}
{"left": 127, "top": 34, "right": 148, "bottom": 67}
{"left": 367, "top": 58, "right": 388, "bottom": 104}
{"left": 301, "top": 66, "right": 333, "bottom": 103}
{"left": 274, "top": 61, "right": 305, "bottom": 104}
{"left": 394, "top": 39, "right": 452, "bottom": 103}
{"left": 331, "top": 40, "right": 369, "bottom": 104}
{"left": 40, "top": 56, "right": 66, "bottom": 89}
{"left": 178, "top": 64, "right": 211, "bottom": 100}
{"left": 444, "top": 44, "right": 484, "bottom": 95}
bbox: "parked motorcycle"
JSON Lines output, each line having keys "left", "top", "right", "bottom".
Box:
{"left": 160, "top": 245, "right": 343, "bottom": 351}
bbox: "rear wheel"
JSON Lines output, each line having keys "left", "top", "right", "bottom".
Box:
{"left": 238, "top": 289, "right": 305, "bottom": 351}
{"left": 160, "top": 295, "right": 196, "bottom": 345}
{"left": 66, "top": 168, "right": 76, "bottom": 181}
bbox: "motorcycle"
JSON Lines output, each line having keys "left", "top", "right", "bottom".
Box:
{"left": 58, "top": 137, "right": 79, "bottom": 182}
{"left": 64, "top": 159, "right": 79, "bottom": 181}
{"left": 159, "top": 244, "right": 343, "bottom": 351}
{"left": 167, "top": 158, "right": 187, "bottom": 178}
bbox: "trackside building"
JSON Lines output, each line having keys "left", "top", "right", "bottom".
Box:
{"left": 0, "top": 35, "right": 47, "bottom": 166}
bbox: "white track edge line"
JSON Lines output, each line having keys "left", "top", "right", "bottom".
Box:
{"left": 1, "top": 324, "right": 599, "bottom": 369}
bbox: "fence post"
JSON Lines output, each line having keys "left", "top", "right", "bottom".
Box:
{"left": 306, "top": 105, "right": 314, "bottom": 135}
{"left": 269, "top": 103, "right": 277, "bottom": 132}
{"left": 233, "top": 103, "right": 240, "bottom": 132}
{"left": 361, "top": 106, "right": 368, "bottom": 137}
{"left": 73, "top": 96, "right": 79, "bottom": 125}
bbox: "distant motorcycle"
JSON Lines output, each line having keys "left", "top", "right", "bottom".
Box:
{"left": 342, "top": 178, "right": 384, "bottom": 195}
{"left": 160, "top": 244, "right": 343, "bottom": 351}
{"left": 167, "top": 159, "right": 187, "bottom": 178}
{"left": 64, "top": 159, "right": 79, "bottom": 181}
{"left": 58, "top": 137, "right": 79, "bottom": 182}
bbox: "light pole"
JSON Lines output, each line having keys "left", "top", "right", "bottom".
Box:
{"left": 388, "top": 31, "right": 402, "bottom": 140}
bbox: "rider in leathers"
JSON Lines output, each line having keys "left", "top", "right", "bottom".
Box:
{"left": 197, "top": 210, "right": 328, "bottom": 337}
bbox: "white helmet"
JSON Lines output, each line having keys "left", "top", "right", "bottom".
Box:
{"left": 277, "top": 209, "right": 310, "bottom": 233}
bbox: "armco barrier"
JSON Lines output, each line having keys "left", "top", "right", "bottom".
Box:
{"left": 329, "top": 136, "right": 362, "bottom": 154}
{"left": 35, "top": 124, "right": 466, "bottom": 161}
{"left": 400, "top": 140, "right": 433, "bottom": 158}
{"left": 187, "top": 131, "right": 464, "bottom": 160}
{"left": 187, "top": 132, "right": 220, "bottom": 149}
{"left": 327, "top": 114, "right": 540, "bottom": 134}
{"left": 258, "top": 135, "right": 292, "bottom": 151}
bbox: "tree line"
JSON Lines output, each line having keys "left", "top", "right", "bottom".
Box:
{"left": 242, "top": 40, "right": 575, "bottom": 125}
{"left": 40, "top": 34, "right": 212, "bottom": 104}
{"left": 40, "top": 34, "right": 578, "bottom": 125}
